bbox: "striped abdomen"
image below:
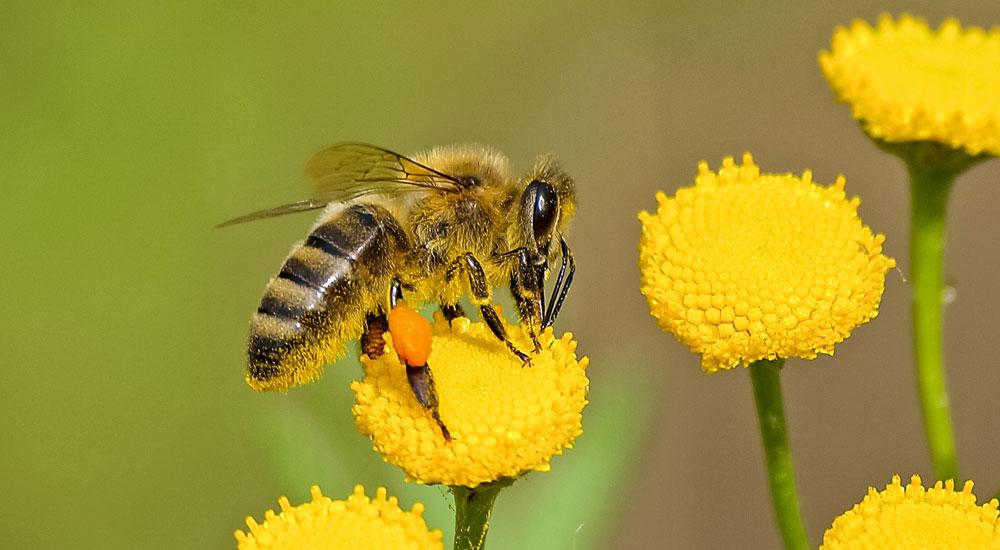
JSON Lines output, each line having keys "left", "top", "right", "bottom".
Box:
{"left": 247, "top": 203, "right": 409, "bottom": 391}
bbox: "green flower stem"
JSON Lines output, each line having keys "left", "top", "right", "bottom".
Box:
{"left": 452, "top": 479, "right": 512, "bottom": 550}
{"left": 749, "top": 359, "right": 810, "bottom": 550}
{"left": 909, "top": 163, "right": 959, "bottom": 482}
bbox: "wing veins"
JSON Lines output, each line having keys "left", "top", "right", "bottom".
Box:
{"left": 217, "top": 143, "right": 461, "bottom": 228}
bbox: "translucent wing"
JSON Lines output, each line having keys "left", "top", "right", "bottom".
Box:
{"left": 306, "top": 143, "right": 463, "bottom": 198}
{"left": 215, "top": 200, "right": 328, "bottom": 228}
{"left": 217, "top": 143, "right": 462, "bottom": 227}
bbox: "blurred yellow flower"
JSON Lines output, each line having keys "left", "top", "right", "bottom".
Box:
{"left": 352, "top": 314, "right": 588, "bottom": 487}
{"left": 235, "top": 485, "right": 443, "bottom": 550}
{"left": 820, "top": 14, "right": 1000, "bottom": 157}
{"left": 821, "top": 475, "right": 1000, "bottom": 549}
{"left": 638, "top": 154, "right": 895, "bottom": 373}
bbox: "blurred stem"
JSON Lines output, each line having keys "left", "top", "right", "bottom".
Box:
{"left": 750, "top": 359, "right": 809, "bottom": 550}
{"left": 909, "top": 164, "right": 959, "bottom": 482}
{"left": 452, "top": 479, "right": 512, "bottom": 550}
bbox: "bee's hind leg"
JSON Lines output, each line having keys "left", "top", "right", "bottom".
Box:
{"left": 449, "top": 253, "right": 532, "bottom": 364}
{"left": 360, "top": 278, "right": 408, "bottom": 359}
{"left": 387, "top": 278, "right": 451, "bottom": 440}
{"left": 360, "top": 312, "right": 389, "bottom": 358}
{"left": 405, "top": 364, "right": 450, "bottom": 440}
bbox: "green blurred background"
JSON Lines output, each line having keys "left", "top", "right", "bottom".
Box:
{"left": 3, "top": 2, "right": 998, "bottom": 548}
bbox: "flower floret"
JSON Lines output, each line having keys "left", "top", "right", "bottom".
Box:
{"left": 235, "top": 485, "right": 443, "bottom": 550}
{"left": 352, "top": 315, "right": 588, "bottom": 487}
{"left": 639, "top": 154, "right": 895, "bottom": 372}
{"left": 821, "top": 474, "right": 1000, "bottom": 549}
{"left": 820, "top": 14, "right": 1000, "bottom": 156}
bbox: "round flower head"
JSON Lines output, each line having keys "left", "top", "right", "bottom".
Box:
{"left": 352, "top": 314, "right": 588, "bottom": 487}
{"left": 235, "top": 485, "right": 443, "bottom": 550}
{"left": 638, "top": 154, "right": 895, "bottom": 373}
{"left": 820, "top": 14, "right": 1000, "bottom": 157}
{"left": 821, "top": 475, "right": 1000, "bottom": 549}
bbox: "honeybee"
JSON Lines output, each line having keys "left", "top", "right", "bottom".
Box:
{"left": 221, "top": 143, "right": 577, "bottom": 393}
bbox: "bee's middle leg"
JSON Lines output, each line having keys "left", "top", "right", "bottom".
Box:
{"left": 448, "top": 252, "right": 531, "bottom": 363}
{"left": 440, "top": 303, "right": 466, "bottom": 324}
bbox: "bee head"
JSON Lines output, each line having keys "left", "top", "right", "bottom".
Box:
{"left": 521, "top": 155, "right": 576, "bottom": 258}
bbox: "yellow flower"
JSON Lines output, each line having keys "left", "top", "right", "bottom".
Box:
{"left": 352, "top": 314, "right": 588, "bottom": 487}
{"left": 235, "top": 485, "right": 443, "bottom": 550}
{"left": 638, "top": 154, "right": 895, "bottom": 373}
{"left": 821, "top": 475, "right": 1000, "bottom": 549}
{"left": 820, "top": 14, "right": 1000, "bottom": 157}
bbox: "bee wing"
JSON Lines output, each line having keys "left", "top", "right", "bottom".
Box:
{"left": 306, "top": 143, "right": 463, "bottom": 198}
{"left": 215, "top": 199, "right": 329, "bottom": 228}
{"left": 217, "top": 143, "right": 462, "bottom": 228}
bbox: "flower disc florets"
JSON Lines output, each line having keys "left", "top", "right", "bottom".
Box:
{"left": 821, "top": 14, "right": 1000, "bottom": 156}
{"left": 821, "top": 475, "right": 1000, "bottom": 549}
{"left": 352, "top": 315, "right": 588, "bottom": 487}
{"left": 235, "top": 485, "right": 443, "bottom": 550}
{"left": 638, "top": 154, "right": 895, "bottom": 372}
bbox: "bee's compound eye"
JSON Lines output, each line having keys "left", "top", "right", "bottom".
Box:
{"left": 527, "top": 179, "right": 559, "bottom": 246}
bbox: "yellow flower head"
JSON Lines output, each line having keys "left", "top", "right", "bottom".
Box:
{"left": 821, "top": 475, "right": 1000, "bottom": 549}
{"left": 235, "top": 485, "right": 443, "bottom": 550}
{"left": 352, "top": 315, "right": 588, "bottom": 487}
{"left": 820, "top": 14, "right": 1000, "bottom": 157}
{"left": 638, "top": 154, "right": 895, "bottom": 373}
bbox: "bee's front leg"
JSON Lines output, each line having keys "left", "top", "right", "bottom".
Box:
{"left": 508, "top": 248, "right": 544, "bottom": 353}
{"left": 447, "top": 252, "right": 531, "bottom": 364}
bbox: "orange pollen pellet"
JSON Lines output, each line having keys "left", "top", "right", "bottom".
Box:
{"left": 388, "top": 302, "right": 433, "bottom": 367}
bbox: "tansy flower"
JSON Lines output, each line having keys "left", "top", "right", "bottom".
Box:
{"left": 352, "top": 314, "right": 588, "bottom": 488}
{"left": 820, "top": 14, "right": 1000, "bottom": 157}
{"left": 235, "top": 485, "right": 443, "bottom": 550}
{"left": 638, "top": 154, "right": 895, "bottom": 373}
{"left": 821, "top": 475, "right": 1000, "bottom": 549}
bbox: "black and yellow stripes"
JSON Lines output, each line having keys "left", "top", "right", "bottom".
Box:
{"left": 247, "top": 204, "right": 409, "bottom": 391}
